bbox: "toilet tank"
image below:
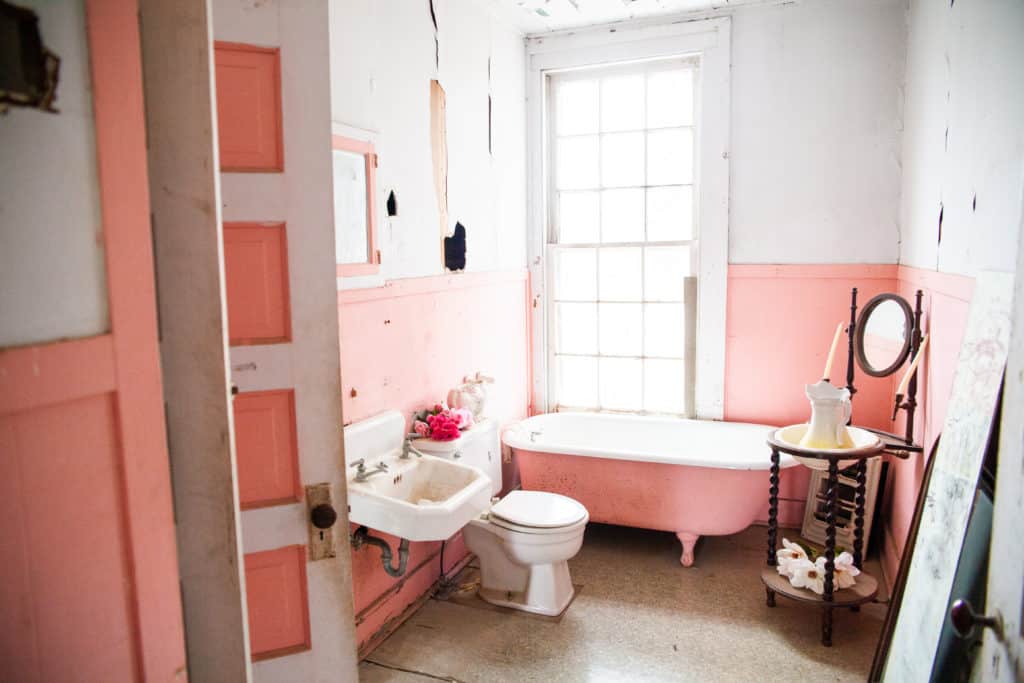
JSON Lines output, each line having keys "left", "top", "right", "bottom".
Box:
{"left": 413, "top": 420, "right": 502, "bottom": 495}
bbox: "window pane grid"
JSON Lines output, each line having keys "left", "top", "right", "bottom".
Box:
{"left": 548, "top": 60, "right": 697, "bottom": 417}
{"left": 555, "top": 124, "right": 696, "bottom": 140}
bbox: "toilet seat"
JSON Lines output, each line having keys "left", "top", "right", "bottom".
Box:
{"left": 488, "top": 490, "right": 587, "bottom": 534}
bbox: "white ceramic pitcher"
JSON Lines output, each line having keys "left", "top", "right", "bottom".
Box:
{"left": 799, "top": 380, "right": 854, "bottom": 449}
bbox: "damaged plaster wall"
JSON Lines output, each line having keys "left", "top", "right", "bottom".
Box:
{"left": 328, "top": 0, "right": 527, "bottom": 280}
{"left": 898, "top": 0, "right": 1024, "bottom": 276}
{"left": 729, "top": 0, "right": 906, "bottom": 264}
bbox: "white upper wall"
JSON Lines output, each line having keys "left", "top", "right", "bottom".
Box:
{"left": 729, "top": 0, "right": 906, "bottom": 264}
{"left": 329, "top": 0, "right": 527, "bottom": 281}
{"left": 899, "top": 0, "right": 1024, "bottom": 276}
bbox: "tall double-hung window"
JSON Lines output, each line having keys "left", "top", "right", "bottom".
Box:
{"left": 547, "top": 58, "right": 699, "bottom": 417}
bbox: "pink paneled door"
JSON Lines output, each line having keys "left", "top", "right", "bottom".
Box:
{"left": 244, "top": 546, "right": 312, "bottom": 660}
{"left": 234, "top": 390, "right": 302, "bottom": 509}
{"left": 224, "top": 221, "right": 292, "bottom": 344}
{"left": 0, "top": 1, "right": 187, "bottom": 680}
{"left": 214, "top": 41, "right": 284, "bottom": 172}
{"left": 216, "top": 43, "right": 316, "bottom": 665}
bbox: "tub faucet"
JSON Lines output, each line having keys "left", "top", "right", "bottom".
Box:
{"left": 351, "top": 459, "right": 389, "bottom": 482}
{"left": 529, "top": 430, "right": 542, "bottom": 443}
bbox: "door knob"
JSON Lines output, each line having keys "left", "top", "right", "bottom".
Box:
{"left": 310, "top": 503, "right": 338, "bottom": 530}
{"left": 950, "top": 599, "right": 1003, "bottom": 640}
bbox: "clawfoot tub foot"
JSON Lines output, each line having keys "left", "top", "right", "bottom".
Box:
{"left": 675, "top": 532, "right": 700, "bottom": 567}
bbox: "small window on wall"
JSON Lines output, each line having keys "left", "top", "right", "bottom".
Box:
{"left": 547, "top": 58, "right": 698, "bottom": 417}
{"left": 332, "top": 135, "right": 380, "bottom": 277}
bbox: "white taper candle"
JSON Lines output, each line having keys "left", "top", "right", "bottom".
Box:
{"left": 822, "top": 322, "right": 845, "bottom": 381}
{"left": 896, "top": 334, "right": 929, "bottom": 395}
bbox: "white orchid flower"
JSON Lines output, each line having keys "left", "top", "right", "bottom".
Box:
{"left": 814, "top": 552, "right": 861, "bottom": 589}
{"left": 775, "top": 538, "right": 809, "bottom": 578}
{"left": 788, "top": 558, "right": 825, "bottom": 595}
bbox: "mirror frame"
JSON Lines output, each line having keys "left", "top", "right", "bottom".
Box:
{"left": 332, "top": 134, "right": 379, "bottom": 277}
{"left": 854, "top": 292, "right": 914, "bottom": 377}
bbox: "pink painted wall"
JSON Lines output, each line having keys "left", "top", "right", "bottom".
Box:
{"left": 337, "top": 271, "right": 530, "bottom": 653}
{"left": 339, "top": 263, "right": 973, "bottom": 652}
{"left": 725, "top": 263, "right": 975, "bottom": 586}
{"left": 880, "top": 265, "right": 974, "bottom": 584}
{"left": 725, "top": 264, "right": 901, "bottom": 526}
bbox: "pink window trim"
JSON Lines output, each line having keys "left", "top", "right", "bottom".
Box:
{"left": 332, "top": 134, "right": 380, "bottom": 277}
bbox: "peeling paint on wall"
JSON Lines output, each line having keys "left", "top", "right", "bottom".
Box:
{"left": 430, "top": 79, "right": 448, "bottom": 255}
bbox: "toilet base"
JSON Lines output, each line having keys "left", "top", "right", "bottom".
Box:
{"left": 476, "top": 560, "right": 575, "bottom": 617}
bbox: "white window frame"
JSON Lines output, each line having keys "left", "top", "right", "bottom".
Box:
{"left": 526, "top": 17, "right": 731, "bottom": 419}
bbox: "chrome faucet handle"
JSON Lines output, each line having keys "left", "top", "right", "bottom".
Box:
{"left": 375, "top": 461, "right": 389, "bottom": 471}
{"left": 349, "top": 458, "right": 365, "bottom": 470}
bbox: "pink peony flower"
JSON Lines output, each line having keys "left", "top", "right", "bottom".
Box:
{"left": 427, "top": 412, "right": 461, "bottom": 441}
{"left": 451, "top": 408, "right": 474, "bottom": 430}
{"left": 413, "top": 420, "right": 430, "bottom": 436}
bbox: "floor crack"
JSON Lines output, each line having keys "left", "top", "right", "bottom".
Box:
{"left": 363, "top": 658, "right": 463, "bottom": 682}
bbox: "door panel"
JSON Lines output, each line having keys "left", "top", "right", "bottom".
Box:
{"left": 0, "top": 396, "right": 135, "bottom": 682}
{"left": 215, "top": 42, "right": 284, "bottom": 172}
{"left": 224, "top": 222, "right": 292, "bottom": 345}
{"left": 234, "top": 389, "right": 302, "bottom": 509}
{"left": 245, "top": 545, "right": 312, "bottom": 660}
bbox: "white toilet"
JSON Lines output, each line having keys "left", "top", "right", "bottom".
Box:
{"left": 414, "top": 420, "right": 588, "bottom": 616}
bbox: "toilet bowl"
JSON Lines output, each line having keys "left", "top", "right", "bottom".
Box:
{"left": 464, "top": 489, "right": 588, "bottom": 616}
{"left": 413, "top": 421, "right": 588, "bottom": 616}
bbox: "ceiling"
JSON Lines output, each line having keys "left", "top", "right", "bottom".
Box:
{"left": 480, "top": 0, "right": 775, "bottom": 34}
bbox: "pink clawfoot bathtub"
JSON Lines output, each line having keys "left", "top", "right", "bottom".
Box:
{"left": 503, "top": 412, "right": 798, "bottom": 567}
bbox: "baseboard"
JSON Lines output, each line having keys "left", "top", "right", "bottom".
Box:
{"left": 357, "top": 552, "right": 477, "bottom": 661}
{"left": 881, "top": 523, "right": 901, "bottom": 592}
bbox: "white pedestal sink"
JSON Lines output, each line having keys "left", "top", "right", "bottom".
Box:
{"left": 343, "top": 410, "right": 492, "bottom": 542}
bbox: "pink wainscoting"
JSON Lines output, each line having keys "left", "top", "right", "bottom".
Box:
{"left": 725, "top": 264, "right": 902, "bottom": 526}
{"left": 725, "top": 263, "right": 978, "bottom": 591}
{"left": 880, "top": 265, "right": 975, "bottom": 584}
{"left": 338, "top": 264, "right": 974, "bottom": 649}
{"left": 337, "top": 270, "right": 530, "bottom": 654}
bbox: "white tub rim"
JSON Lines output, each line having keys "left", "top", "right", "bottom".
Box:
{"left": 503, "top": 411, "right": 798, "bottom": 471}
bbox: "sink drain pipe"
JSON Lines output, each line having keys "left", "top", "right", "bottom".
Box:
{"left": 351, "top": 526, "right": 410, "bottom": 577}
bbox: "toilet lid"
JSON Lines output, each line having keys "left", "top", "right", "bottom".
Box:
{"left": 490, "top": 490, "right": 587, "bottom": 529}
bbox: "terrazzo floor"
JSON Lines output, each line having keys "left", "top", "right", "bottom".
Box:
{"left": 359, "top": 524, "right": 888, "bottom": 682}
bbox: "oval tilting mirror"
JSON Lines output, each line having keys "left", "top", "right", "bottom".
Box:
{"left": 854, "top": 293, "right": 914, "bottom": 377}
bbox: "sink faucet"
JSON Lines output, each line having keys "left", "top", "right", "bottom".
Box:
{"left": 400, "top": 434, "right": 426, "bottom": 460}
{"left": 350, "top": 458, "right": 389, "bottom": 482}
